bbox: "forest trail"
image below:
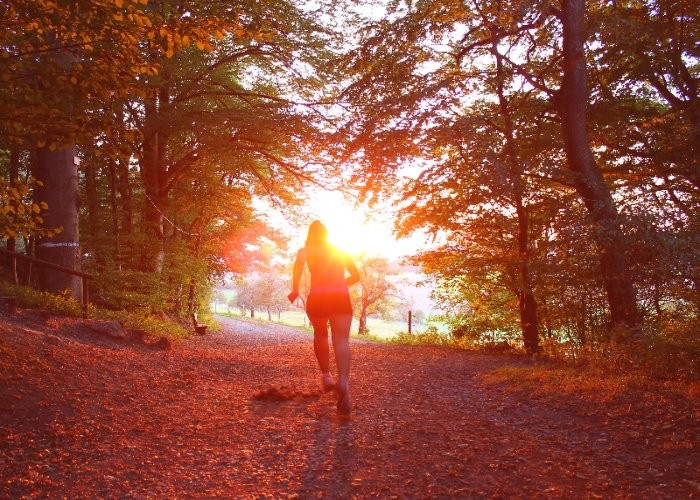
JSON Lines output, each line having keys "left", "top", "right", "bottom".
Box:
{"left": 1, "top": 312, "right": 698, "bottom": 498}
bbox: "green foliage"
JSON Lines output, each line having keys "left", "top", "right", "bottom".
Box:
{"left": 0, "top": 176, "right": 61, "bottom": 241}
{"left": 528, "top": 320, "right": 700, "bottom": 385}
{"left": 90, "top": 268, "right": 173, "bottom": 312}
{"left": 99, "top": 308, "right": 188, "bottom": 340}
{"left": 336, "top": 0, "right": 699, "bottom": 352}
{"left": 2, "top": 0, "right": 340, "bottom": 322}
{"left": 0, "top": 280, "right": 83, "bottom": 317}
{"left": 391, "top": 328, "right": 475, "bottom": 350}
{"left": 0, "top": 279, "right": 187, "bottom": 339}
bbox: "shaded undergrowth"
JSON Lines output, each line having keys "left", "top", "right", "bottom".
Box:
{"left": 0, "top": 280, "right": 188, "bottom": 339}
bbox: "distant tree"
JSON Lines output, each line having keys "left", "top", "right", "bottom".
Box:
{"left": 212, "top": 290, "right": 226, "bottom": 314}
{"left": 257, "top": 272, "right": 289, "bottom": 321}
{"left": 226, "top": 295, "right": 237, "bottom": 315}
{"left": 234, "top": 272, "right": 288, "bottom": 321}
{"left": 235, "top": 280, "right": 256, "bottom": 318}
{"left": 352, "top": 256, "right": 402, "bottom": 335}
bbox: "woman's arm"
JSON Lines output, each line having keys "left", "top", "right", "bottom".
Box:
{"left": 345, "top": 254, "right": 360, "bottom": 287}
{"left": 288, "top": 249, "right": 306, "bottom": 303}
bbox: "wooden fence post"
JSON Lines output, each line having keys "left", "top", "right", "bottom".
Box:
{"left": 0, "top": 248, "right": 92, "bottom": 317}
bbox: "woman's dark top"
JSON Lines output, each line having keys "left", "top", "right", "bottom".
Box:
{"left": 304, "top": 244, "right": 353, "bottom": 317}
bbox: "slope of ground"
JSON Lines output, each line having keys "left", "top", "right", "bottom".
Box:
{"left": 1, "top": 310, "right": 698, "bottom": 497}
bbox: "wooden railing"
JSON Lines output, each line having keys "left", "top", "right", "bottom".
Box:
{"left": 0, "top": 247, "right": 92, "bottom": 317}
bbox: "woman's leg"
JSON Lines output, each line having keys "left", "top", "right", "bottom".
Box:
{"left": 329, "top": 313, "right": 352, "bottom": 414}
{"left": 309, "top": 315, "right": 330, "bottom": 374}
{"left": 329, "top": 313, "right": 352, "bottom": 383}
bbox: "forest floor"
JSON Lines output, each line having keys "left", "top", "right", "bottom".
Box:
{"left": 0, "top": 310, "right": 699, "bottom": 498}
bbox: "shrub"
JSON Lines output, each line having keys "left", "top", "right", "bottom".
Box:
{"left": 0, "top": 279, "right": 188, "bottom": 340}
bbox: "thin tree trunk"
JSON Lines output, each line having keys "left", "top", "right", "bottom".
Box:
{"left": 358, "top": 306, "right": 368, "bottom": 335}
{"left": 84, "top": 158, "right": 99, "bottom": 240}
{"left": 7, "top": 147, "right": 20, "bottom": 283}
{"left": 107, "top": 160, "right": 122, "bottom": 271}
{"left": 173, "top": 282, "right": 183, "bottom": 315}
{"left": 24, "top": 236, "right": 35, "bottom": 286}
{"left": 116, "top": 158, "right": 133, "bottom": 235}
{"left": 559, "top": 0, "right": 639, "bottom": 331}
{"left": 493, "top": 42, "right": 540, "bottom": 353}
{"left": 187, "top": 233, "right": 203, "bottom": 316}
{"left": 688, "top": 109, "right": 700, "bottom": 189}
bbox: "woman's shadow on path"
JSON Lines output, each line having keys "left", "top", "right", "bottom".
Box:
{"left": 248, "top": 384, "right": 357, "bottom": 496}
{"left": 298, "top": 406, "right": 357, "bottom": 496}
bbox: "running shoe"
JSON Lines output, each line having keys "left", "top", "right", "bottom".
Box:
{"left": 322, "top": 372, "right": 335, "bottom": 392}
{"left": 336, "top": 381, "right": 351, "bottom": 415}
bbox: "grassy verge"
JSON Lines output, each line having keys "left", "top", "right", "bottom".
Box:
{"left": 383, "top": 323, "right": 700, "bottom": 403}
{"left": 0, "top": 280, "right": 188, "bottom": 339}
{"left": 214, "top": 310, "right": 312, "bottom": 333}
{"left": 213, "top": 310, "right": 398, "bottom": 343}
{"left": 482, "top": 337, "right": 700, "bottom": 404}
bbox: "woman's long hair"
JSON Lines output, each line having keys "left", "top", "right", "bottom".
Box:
{"left": 305, "top": 220, "right": 328, "bottom": 248}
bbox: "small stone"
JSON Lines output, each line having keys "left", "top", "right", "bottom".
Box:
{"left": 128, "top": 328, "right": 147, "bottom": 342}
{"left": 154, "top": 337, "right": 171, "bottom": 350}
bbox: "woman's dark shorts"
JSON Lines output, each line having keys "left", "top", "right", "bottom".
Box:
{"left": 306, "top": 290, "right": 352, "bottom": 317}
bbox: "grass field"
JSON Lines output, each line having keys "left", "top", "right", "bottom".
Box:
{"left": 211, "top": 287, "right": 445, "bottom": 340}
{"left": 211, "top": 306, "right": 433, "bottom": 340}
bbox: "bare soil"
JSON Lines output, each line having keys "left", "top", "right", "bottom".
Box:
{"left": 1, "top": 310, "right": 698, "bottom": 498}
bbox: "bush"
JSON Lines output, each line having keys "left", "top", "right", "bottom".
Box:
{"left": 391, "top": 326, "right": 476, "bottom": 350}
{"left": 537, "top": 325, "right": 700, "bottom": 382}
{"left": 0, "top": 279, "right": 188, "bottom": 340}
{"left": 0, "top": 280, "right": 83, "bottom": 317}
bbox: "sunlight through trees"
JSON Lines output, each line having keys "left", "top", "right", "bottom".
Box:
{"left": 1, "top": 0, "right": 698, "bottom": 353}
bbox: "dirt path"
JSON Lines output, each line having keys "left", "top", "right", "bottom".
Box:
{"left": 1, "top": 312, "right": 698, "bottom": 498}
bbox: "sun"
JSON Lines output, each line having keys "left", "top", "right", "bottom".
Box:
{"left": 259, "top": 187, "right": 425, "bottom": 260}
{"left": 304, "top": 190, "right": 404, "bottom": 259}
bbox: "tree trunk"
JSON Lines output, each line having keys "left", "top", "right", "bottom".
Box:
{"left": 516, "top": 201, "right": 539, "bottom": 353}
{"left": 24, "top": 236, "right": 35, "bottom": 285}
{"left": 687, "top": 108, "right": 700, "bottom": 189}
{"left": 107, "top": 160, "right": 122, "bottom": 271}
{"left": 358, "top": 306, "right": 368, "bottom": 335}
{"left": 84, "top": 157, "right": 99, "bottom": 240}
{"left": 7, "top": 147, "right": 20, "bottom": 283}
{"left": 140, "top": 94, "right": 166, "bottom": 272}
{"left": 493, "top": 42, "right": 540, "bottom": 353}
{"left": 173, "top": 282, "right": 184, "bottom": 315}
{"left": 559, "top": 0, "right": 639, "bottom": 330}
{"left": 187, "top": 233, "right": 203, "bottom": 316}
{"left": 34, "top": 146, "right": 81, "bottom": 300}
{"left": 116, "top": 158, "right": 133, "bottom": 236}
